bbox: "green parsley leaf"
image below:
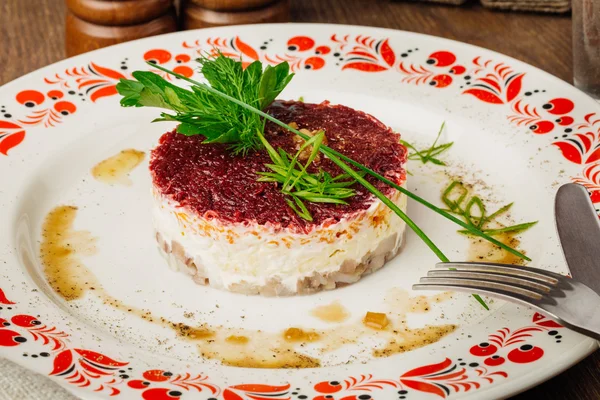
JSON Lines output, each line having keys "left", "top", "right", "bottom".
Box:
{"left": 115, "top": 54, "right": 294, "bottom": 155}
{"left": 259, "top": 62, "right": 295, "bottom": 109}
{"left": 115, "top": 79, "right": 145, "bottom": 107}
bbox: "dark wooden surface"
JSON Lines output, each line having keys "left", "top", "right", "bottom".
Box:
{"left": 0, "top": 0, "right": 597, "bottom": 399}
{"left": 182, "top": 0, "right": 291, "bottom": 30}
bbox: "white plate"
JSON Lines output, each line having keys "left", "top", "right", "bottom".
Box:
{"left": 1, "top": 23, "right": 599, "bottom": 400}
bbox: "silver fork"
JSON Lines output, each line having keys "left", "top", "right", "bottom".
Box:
{"left": 413, "top": 261, "right": 600, "bottom": 341}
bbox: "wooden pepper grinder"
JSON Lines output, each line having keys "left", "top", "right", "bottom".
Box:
{"left": 65, "top": 0, "right": 178, "bottom": 57}
{"left": 181, "top": 0, "right": 290, "bottom": 30}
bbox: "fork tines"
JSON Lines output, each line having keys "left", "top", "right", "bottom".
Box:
{"left": 413, "top": 262, "right": 569, "bottom": 303}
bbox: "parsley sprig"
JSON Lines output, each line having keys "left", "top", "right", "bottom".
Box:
{"left": 256, "top": 130, "right": 359, "bottom": 221}
{"left": 118, "top": 54, "right": 293, "bottom": 155}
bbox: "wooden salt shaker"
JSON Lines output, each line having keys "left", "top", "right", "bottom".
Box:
{"left": 65, "top": 0, "right": 178, "bottom": 57}
{"left": 181, "top": 0, "right": 290, "bottom": 30}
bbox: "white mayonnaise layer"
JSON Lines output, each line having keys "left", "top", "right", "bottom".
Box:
{"left": 153, "top": 187, "right": 407, "bottom": 294}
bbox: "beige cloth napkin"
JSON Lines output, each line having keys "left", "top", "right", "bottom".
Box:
{"left": 480, "top": 0, "right": 571, "bottom": 13}
{"left": 0, "top": 357, "right": 76, "bottom": 400}
{"left": 417, "top": 0, "right": 470, "bottom": 6}
{"left": 414, "top": 0, "right": 572, "bottom": 12}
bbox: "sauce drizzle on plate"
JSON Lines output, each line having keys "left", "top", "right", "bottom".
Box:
{"left": 91, "top": 149, "right": 145, "bottom": 186}
{"left": 40, "top": 205, "right": 462, "bottom": 368}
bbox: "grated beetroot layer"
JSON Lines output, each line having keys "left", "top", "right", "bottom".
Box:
{"left": 150, "top": 100, "right": 407, "bottom": 231}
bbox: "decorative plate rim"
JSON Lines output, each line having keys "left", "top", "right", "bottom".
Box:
{"left": 1, "top": 23, "right": 599, "bottom": 400}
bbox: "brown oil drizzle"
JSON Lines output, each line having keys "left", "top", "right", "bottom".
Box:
{"left": 198, "top": 329, "right": 322, "bottom": 368}
{"left": 40, "top": 206, "right": 215, "bottom": 339}
{"left": 40, "top": 206, "right": 99, "bottom": 300}
{"left": 225, "top": 335, "right": 249, "bottom": 345}
{"left": 409, "top": 296, "right": 431, "bottom": 313}
{"left": 468, "top": 232, "right": 525, "bottom": 265}
{"left": 310, "top": 301, "right": 349, "bottom": 323}
{"left": 283, "top": 327, "right": 320, "bottom": 342}
{"left": 40, "top": 206, "right": 458, "bottom": 369}
{"left": 210, "top": 347, "right": 321, "bottom": 369}
{"left": 373, "top": 324, "right": 457, "bottom": 357}
{"left": 40, "top": 206, "right": 319, "bottom": 368}
{"left": 91, "top": 149, "right": 145, "bottom": 185}
{"left": 222, "top": 357, "right": 320, "bottom": 369}
{"left": 385, "top": 288, "right": 454, "bottom": 314}
{"left": 340, "top": 287, "right": 458, "bottom": 358}
{"left": 301, "top": 288, "right": 457, "bottom": 358}
{"left": 408, "top": 291, "right": 454, "bottom": 313}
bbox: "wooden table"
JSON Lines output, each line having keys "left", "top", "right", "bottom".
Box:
{"left": 0, "top": 0, "right": 597, "bottom": 398}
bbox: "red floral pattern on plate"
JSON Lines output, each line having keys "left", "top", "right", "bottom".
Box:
{"left": 16, "top": 89, "right": 77, "bottom": 128}
{"left": 573, "top": 163, "right": 600, "bottom": 203}
{"left": 330, "top": 34, "right": 395, "bottom": 72}
{"left": 4, "top": 33, "right": 596, "bottom": 214}
{"left": 0, "top": 287, "right": 565, "bottom": 399}
{"left": 461, "top": 57, "right": 525, "bottom": 104}
{"left": 222, "top": 384, "right": 290, "bottom": 400}
{"left": 50, "top": 348, "right": 128, "bottom": 396}
{"left": 0, "top": 289, "right": 15, "bottom": 305}
{"left": 0, "top": 120, "right": 26, "bottom": 155}
{"left": 144, "top": 49, "right": 195, "bottom": 80}
{"left": 0, "top": 62, "right": 124, "bottom": 155}
{"left": 127, "top": 370, "right": 220, "bottom": 400}
{"left": 397, "top": 51, "right": 461, "bottom": 88}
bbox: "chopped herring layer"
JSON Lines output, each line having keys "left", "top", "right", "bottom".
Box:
{"left": 153, "top": 189, "right": 407, "bottom": 296}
